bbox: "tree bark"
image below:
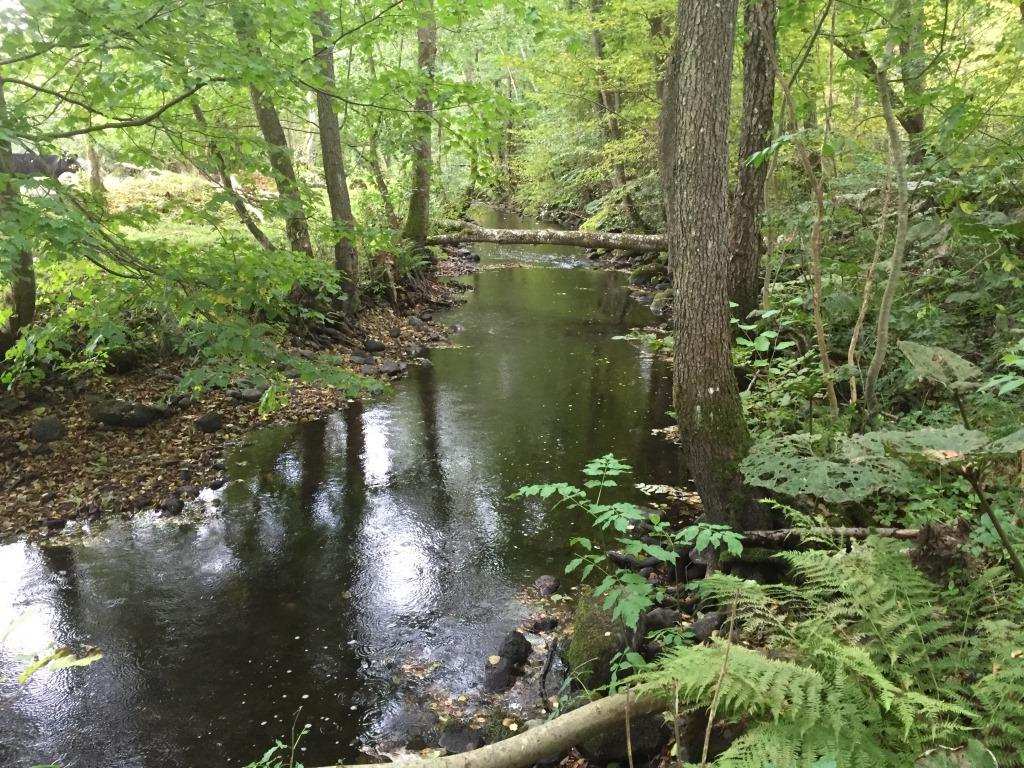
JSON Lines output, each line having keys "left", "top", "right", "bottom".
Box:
{"left": 401, "top": 2, "right": 437, "bottom": 254}
{"left": 894, "top": 0, "right": 927, "bottom": 165}
{"left": 190, "top": 100, "right": 276, "bottom": 251}
{"left": 231, "top": 10, "right": 313, "bottom": 256}
{"left": 85, "top": 134, "right": 105, "bottom": 206}
{"left": 662, "top": 0, "right": 754, "bottom": 530}
{"left": 312, "top": 10, "right": 359, "bottom": 311}
{"left": 0, "top": 76, "right": 36, "bottom": 358}
{"left": 729, "top": 0, "right": 776, "bottom": 321}
{"left": 427, "top": 223, "right": 666, "bottom": 252}
{"left": 590, "top": 0, "right": 649, "bottom": 233}
{"left": 314, "top": 690, "right": 668, "bottom": 768}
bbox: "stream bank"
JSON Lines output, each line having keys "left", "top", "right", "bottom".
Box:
{"left": 0, "top": 218, "right": 679, "bottom": 768}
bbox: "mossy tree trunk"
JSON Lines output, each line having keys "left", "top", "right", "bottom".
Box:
{"left": 231, "top": 8, "right": 313, "bottom": 257}
{"left": 661, "top": 0, "right": 754, "bottom": 531}
{"left": 0, "top": 76, "right": 36, "bottom": 359}
{"left": 729, "top": 0, "right": 776, "bottom": 321}
{"left": 312, "top": 9, "right": 359, "bottom": 312}
{"left": 401, "top": 1, "right": 437, "bottom": 257}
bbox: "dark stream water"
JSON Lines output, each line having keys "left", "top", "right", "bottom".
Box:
{"left": 0, "top": 210, "right": 678, "bottom": 767}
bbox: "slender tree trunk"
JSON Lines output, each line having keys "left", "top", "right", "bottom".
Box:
{"left": 191, "top": 100, "right": 276, "bottom": 251}
{"left": 759, "top": 12, "right": 840, "bottom": 416}
{"left": 85, "top": 134, "right": 105, "bottom": 206}
{"left": 895, "top": 0, "right": 927, "bottom": 164}
{"left": 662, "top": 0, "right": 753, "bottom": 530}
{"left": 590, "top": 0, "right": 649, "bottom": 233}
{"left": 231, "top": 10, "right": 313, "bottom": 257}
{"left": 401, "top": 2, "right": 437, "bottom": 255}
{"left": 0, "top": 76, "right": 35, "bottom": 358}
{"left": 847, "top": 184, "right": 892, "bottom": 404}
{"left": 312, "top": 10, "right": 359, "bottom": 311}
{"left": 729, "top": 0, "right": 776, "bottom": 321}
{"left": 863, "top": 41, "right": 910, "bottom": 415}
{"left": 364, "top": 53, "right": 402, "bottom": 230}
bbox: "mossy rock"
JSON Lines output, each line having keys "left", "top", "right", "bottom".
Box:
{"left": 565, "top": 591, "right": 629, "bottom": 690}
{"left": 650, "top": 288, "right": 674, "bottom": 316}
{"left": 628, "top": 263, "right": 669, "bottom": 286}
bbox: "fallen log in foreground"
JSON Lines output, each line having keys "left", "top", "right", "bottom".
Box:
{"left": 427, "top": 223, "right": 667, "bottom": 253}
{"left": 742, "top": 526, "right": 920, "bottom": 547}
{"left": 316, "top": 690, "right": 667, "bottom": 768}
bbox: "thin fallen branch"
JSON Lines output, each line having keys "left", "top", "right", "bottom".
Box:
{"left": 427, "top": 222, "right": 667, "bottom": 253}
{"left": 315, "top": 690, "right": 668, "bottom": 768}
{"left": 742, "top": 526, "right": 920, "bottom": 547}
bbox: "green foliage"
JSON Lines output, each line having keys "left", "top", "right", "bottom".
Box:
{"left": 638, "top": 539, "right": 1024, "bottom": 767}
{"left": 518, "top": 455, "right": 742, "bottom": 631}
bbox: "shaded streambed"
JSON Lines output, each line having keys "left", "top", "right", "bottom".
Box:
{"left": 0, "top": 216, "right": 678, "bottom": 767}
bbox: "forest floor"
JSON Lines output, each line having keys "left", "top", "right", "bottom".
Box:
{"left": 0, "top": 253, "right": 480, "bottom": 540}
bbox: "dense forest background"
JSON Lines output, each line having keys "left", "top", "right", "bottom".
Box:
{"left": 3, "top": 0, "right": 1024, "bottom": 766}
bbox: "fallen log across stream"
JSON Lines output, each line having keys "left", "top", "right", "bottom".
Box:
{"left": 427, "top": 222, "right": 668, "bottom": 253}
{"left": 316, "top": 690, "right": 668, "bottom": 768}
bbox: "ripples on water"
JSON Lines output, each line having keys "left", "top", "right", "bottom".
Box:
{"left": 0, "top": 212, "right": 678, "bottom": 767}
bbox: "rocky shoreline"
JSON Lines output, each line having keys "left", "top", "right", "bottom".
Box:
{"left": 0, "top": 249, "right": 480, "bottom": 539}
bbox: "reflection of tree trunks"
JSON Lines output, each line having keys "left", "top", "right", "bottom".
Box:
{"left": 416, "top": 361, "right": 445, "bottom": 493}
{"left": 298, "top": 421, "right": 328, "bottom": 513}
{"left": 343, "top": 402, "right": 366, "bottom": 512}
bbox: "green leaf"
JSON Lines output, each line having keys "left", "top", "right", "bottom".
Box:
{"left": 19, "top": 646, "right": 103, "bottom": 684}
{"left": 898, "top": 341, "right": 982, "bottom": 388}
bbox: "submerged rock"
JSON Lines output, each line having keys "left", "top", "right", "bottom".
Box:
{"left": 438, "top": 724, "right": 484, "bottom": 754}
{"left": 533, "top": 574, "right": 560, "bottom": 596}
{"left": 499, "top": 630, "right": 532, "bottom": 665}
{"left": 579, "top": 712, "right": 668, "bottom": 764}
{"left": 564, "top": 590, "right": 629, "bottom": 689}
{"left": 484, "top": 630, "right": 533, "bottom": 693}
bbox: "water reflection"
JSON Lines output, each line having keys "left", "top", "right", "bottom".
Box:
{"left": 1, "top": 261, "right": 678, "bottom": 768}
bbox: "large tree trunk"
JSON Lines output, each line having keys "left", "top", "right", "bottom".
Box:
{"left": 662, "top": 0, "right": 753, "bottom": 530}
{"left": 315, "top": 690, "right": 667, "bottom": 768}
{"left": 0, "top": 77, "right": 36, "bottom": 359}
{"left": 590, "top": 0, "right": 649, "bottom": 233}
{"left": 729, "top": 0, "right": 776, "bottom": 321}
{"left": 312, "top": 10, "right": 359, "bottom": 311}
{"left": 231, "top": 10, "right": 313, "bottom": 257}
{"left": 190, "top": 100, "right": 276, "bottom": 251}
{"left": 427, "top": 223, "right": 666, "bottom": 252}
{"left": 401, "top": 3, "right": 437, "bottom": 254}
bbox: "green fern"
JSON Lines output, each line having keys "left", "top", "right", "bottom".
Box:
{"left": 636, "top": 539, "right": 1024, "bottom": 767}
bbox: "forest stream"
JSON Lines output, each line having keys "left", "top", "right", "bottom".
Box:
{"left": 0, "top": 210, "right": 679, "bottom": 768}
